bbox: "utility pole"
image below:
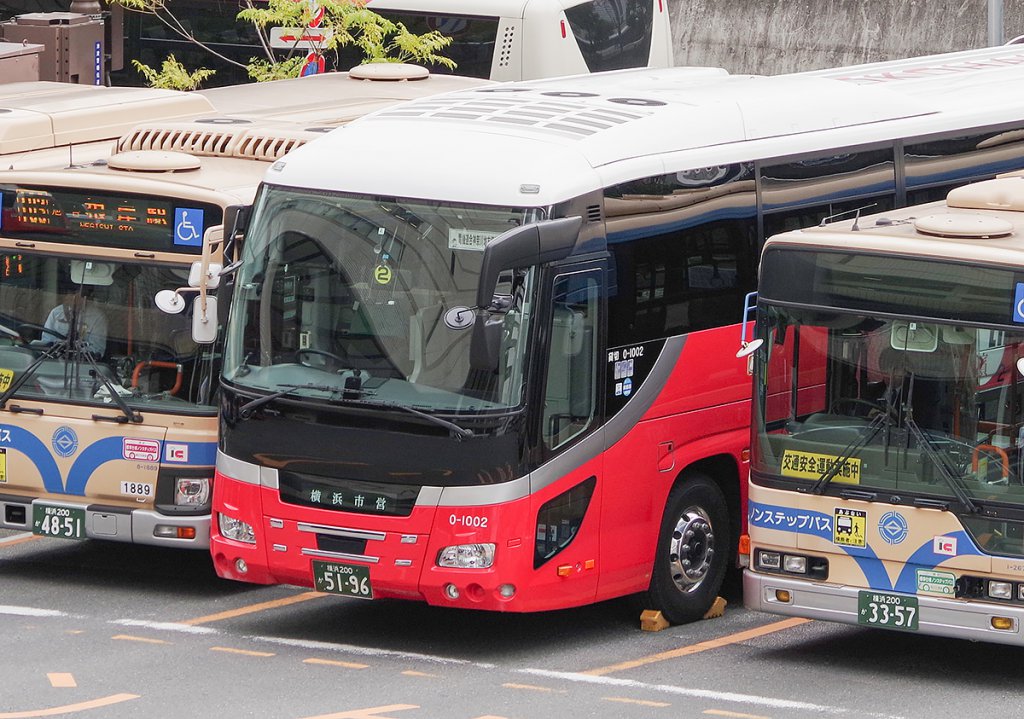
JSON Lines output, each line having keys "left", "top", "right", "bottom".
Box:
{"left": 989, "top": 0, "right": 1004, "bottom": 46}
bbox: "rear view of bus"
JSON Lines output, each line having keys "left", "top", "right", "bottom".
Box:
{"left": 745, "top": 176, "right": 1024, "bottom": 645}
{"left": 363, "top": 0, "right": 672, "bottom": 80}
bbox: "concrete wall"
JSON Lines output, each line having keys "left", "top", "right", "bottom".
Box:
{"left": 671, "top": 0, "right": 1024, "bottom": 74}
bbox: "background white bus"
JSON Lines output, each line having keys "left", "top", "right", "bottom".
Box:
{"left": 111, "top": 0, "right": 672, "bottom": 86}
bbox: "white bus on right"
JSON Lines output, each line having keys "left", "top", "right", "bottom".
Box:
{"left": 746, "top": 172, "right": 1024, "bottom": 646}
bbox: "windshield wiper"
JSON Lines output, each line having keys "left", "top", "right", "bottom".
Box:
{"left": 0, "top": 339, "right": 69, "bottom": 410}
{"left": 238, "top": 383, "right": 344, "bottom": 417}
{"left": 901, "top": 373, "right": 979, "bottom": 514}
{"left": 810, "top": 381, "right": 902, "bottom": 495}
{"left": 238, "top": 382, "right": 475, "bottom": 439}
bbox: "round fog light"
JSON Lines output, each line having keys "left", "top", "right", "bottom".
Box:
{"left": 235, "top": 558, "right": 248, "bottom": 574}
{"left": 443, "top": 583, "right": 460, "bottom": 600}
{"left": 498, "top": 583, "right": 516, "bottom": 599}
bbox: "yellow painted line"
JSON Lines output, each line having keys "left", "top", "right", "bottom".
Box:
{"left": 210, "top": 646, "right": 275, "bottom": 657}
{"left": 501, "top": 683, "right": 565, "bottom": 694}
{"left": 46, "top": 674, "right": 76, "bottom": 689}
{"left": 0, "top": 693, "right": 139, "bottom": 718}
{"left": 604, "top": 697, "right": 671, "bottom": 708}
{"left": 111, "top": 635, "right": 169, "bottom": 645}
{"left": 0, "top": 534, "right": 42, "bottom": 549}
{"left": 303, "top": 658, "right": 370, "bottom": 670}
{"left": 301, "top": 704, "right": 418, "bottom": 719}
{"left": 704, "top": 710, "right": 772, "bottom": 719}
{"left": 583, "top": 618, "right": 811, "bottom": 676}
{"left": 66, "top": 630, "right": 85, "bottom": 635}
{"left": 179, "top": 591, "right": 326, "bottom": 625}
{"left": 400, "top": 670, "right": 438, "bottom": 678}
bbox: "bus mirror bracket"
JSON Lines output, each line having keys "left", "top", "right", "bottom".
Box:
{"left": 152, "top": 225, "right": 225, "bottom": 344}
{"left": 474, "top": 216, "right": 583, "bottom": 310}
{"left": 470, "top": 216, "right": 582, "bottom": 370}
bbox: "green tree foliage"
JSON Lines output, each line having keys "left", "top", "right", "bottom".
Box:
{"left": 113, "top": 0, "right": 454, "bottom": 86}
{"left": 130, "top": 55, "right": 216, "bottom": 90}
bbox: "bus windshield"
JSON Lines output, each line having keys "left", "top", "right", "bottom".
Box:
{"left": 0, "top": 252, "right": 217, "bottom": 413}
{"left": 224, "top": 185, "right": 545, "bottom": 414}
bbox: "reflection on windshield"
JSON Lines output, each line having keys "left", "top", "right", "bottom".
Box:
{"left": 224, "top": 186, "right": 543, "bottom": 414}
{"left": 0, "top": 252, "right": 218, "bottom": 412}
{"left": 754, "top": 306, "right": 1024, "bottom": 508}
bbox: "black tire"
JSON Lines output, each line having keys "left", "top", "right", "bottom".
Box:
{"left": 643, "top": 472, "right": 731, "bottom": 625}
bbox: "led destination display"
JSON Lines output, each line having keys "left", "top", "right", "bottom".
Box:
{"left": 0, "top": 186, "right": 221, "bottom": 253}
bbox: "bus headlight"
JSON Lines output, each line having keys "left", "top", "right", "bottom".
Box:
{"left": 989, "top": 580, "right": 1013, "bottom": 600}
{"left": 218, "top": 513, "right": 255, "bottom": 544}
{"left": 436, "top": 543, "right": 495, "bottom": 569}
{"left": 175, "top": 477, "right": 211, "bottom": 506}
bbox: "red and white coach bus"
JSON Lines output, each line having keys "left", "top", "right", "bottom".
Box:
{"left": 211, "top": 45, "right": 1024, "bottom": 621}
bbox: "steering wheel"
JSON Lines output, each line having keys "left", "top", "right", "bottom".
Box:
{"left": 830, "top": 397, "right": 897, "bottom": 419}
{"left": 296, "top": 348, "right": 349, "bottom": 370}
{"left": 17, "top": 322, "right": 63, "bottom": 344}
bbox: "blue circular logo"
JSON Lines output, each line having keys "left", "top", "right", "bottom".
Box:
{"left": 878, "top": 511, "right": 908, "bottom": 545}
{"left": 52, "top": 426, "right": 79, "bottom": 458}
{"left": 622, "top": 377, "right": 633, "bottom": 397}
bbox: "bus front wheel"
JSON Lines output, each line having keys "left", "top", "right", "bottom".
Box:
{"left": 644, "top": 473, "right": 730, "bottom": 625}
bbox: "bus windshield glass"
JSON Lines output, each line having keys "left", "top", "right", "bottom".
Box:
{"left": 753, "top": 249, "right": 1024, "bottom": 520}
{"left": 224, "top": 185, "right": 545, "bottom": 414}
{"left": 0, "top": 252, "right": 217, "bottom": 413}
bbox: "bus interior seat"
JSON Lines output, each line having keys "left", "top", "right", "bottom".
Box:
{"left": 408, "top": 303, "right": 471, "bottom": 388}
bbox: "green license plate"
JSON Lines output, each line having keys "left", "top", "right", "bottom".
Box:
{"left": 32, "top": 503, "right": 86, "bottom": 540}
{"left": 857, "top": 590, "right": 919, "bottom": 631}
{"left": 312, "top": 560, "right": 373, "bottom": 599}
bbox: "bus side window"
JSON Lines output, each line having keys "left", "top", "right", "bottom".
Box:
{"left": 542, "top": 272, "right": 600, "bottom": 452}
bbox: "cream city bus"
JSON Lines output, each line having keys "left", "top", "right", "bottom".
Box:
{"left": 745, "top": 174, "right": 1024, "bottom": 645}
{"left": 0, "top": 66, "right": 490, "bottom": 548}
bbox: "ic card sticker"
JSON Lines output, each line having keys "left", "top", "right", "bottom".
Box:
{"left": 833, "top": 507, "right": 867, "bottom": 548}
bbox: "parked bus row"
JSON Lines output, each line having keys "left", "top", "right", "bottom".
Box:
{"left": 7, "top": 43, "right": 1024, "bottom": 632}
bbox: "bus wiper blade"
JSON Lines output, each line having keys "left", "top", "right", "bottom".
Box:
{"left": 326, "top": 396, "right": 476, "bottom": 440}
{"left": 0, "top": 339, "right": 69, "bottom": 409}
{"left": 76, "top": 344, "right": 143, "bottom": 424}
{"left": 809, "top": 410, "right": 889, "bottom": 495}
{"left": 238, "top": 383, "right": 344, "bottom": 417}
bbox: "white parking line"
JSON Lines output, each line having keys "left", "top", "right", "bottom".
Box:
{"left": 0, "top": 605, "right": 67, "bottom": 618}
{"left": 518, "top": 668, "right": 905, "bottom": 719}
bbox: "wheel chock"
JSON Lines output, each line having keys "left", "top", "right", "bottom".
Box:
{"left": 702, "top": 596, "right": 727, "bottom": 620}
{"left": 640, "top": 609, "right": 670, "bottom": 632}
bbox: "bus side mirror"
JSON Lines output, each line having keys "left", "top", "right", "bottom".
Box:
{"left": 475, "top": 216, "right": 582, "bottom": 310}
{"left": 153, "top": 225, "right": 224, "bottom": 344}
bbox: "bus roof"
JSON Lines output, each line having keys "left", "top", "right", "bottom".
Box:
{"left": 0, "top": 67, "right": 493, "bottom": 208}
{"left": 0, "top": 82, "right": 215, "bottom": 155}
{"left": 761, "top": 175, "right": 1024, "bottom": 269}
{"left": 266, "top": 45, "right": 1024, "bottom": 207}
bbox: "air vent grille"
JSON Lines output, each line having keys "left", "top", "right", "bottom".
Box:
{"left": 235, "top": 134, "right": 307, "bottom": 161}
{"left": 586, "top": 204, "right": 602, "bottom": 223}
{"left": 375, "top": 93, "right": 651, "bottom": 138}
{"left": 117, "top": 128, "right": 235, "bottom": 156}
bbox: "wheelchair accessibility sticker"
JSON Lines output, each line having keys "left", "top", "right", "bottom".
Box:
{"left": 1013, "top": 282, "right": 1024, "bottom": 324}
{"left": 174, "top": 208, "right": 205, "bottom": 248}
